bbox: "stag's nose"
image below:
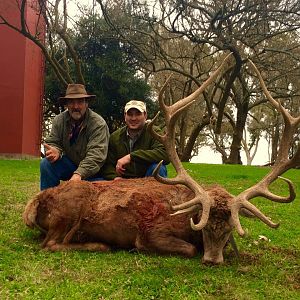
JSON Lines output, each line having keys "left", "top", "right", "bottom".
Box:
{"left": 202, "top": 253, "right": 224, "bottom": 265}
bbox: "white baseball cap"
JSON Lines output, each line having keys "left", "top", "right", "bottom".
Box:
{"left": 124, "top": 100, "right": 147, "bottom": 113}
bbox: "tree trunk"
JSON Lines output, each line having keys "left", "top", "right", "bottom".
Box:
{"left": 180, "top": 115, "right": 211, "bottom": 162}
{"left": 227, "top": 105, "right": 248, "bottom": 164}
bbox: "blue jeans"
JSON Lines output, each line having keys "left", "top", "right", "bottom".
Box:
{"left": 40, "top": 156, "right": 104, "bottom": 190}
{"left": 145, "top": 163, "right": 167, "bottom": 178}
{"left": 40, "top": 157, "right": 168, "bottom": 190}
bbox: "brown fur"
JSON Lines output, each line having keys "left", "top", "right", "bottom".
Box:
{"left": 23, "top": 178, "right": 234, "bottom": 264}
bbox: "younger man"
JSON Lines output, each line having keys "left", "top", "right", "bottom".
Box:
{"left": 101, "top": 100, "right": 169, "bottom": 179}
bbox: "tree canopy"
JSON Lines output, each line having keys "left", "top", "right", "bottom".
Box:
{"left": 1, "top": 0, "right": 300, "bottom": 164}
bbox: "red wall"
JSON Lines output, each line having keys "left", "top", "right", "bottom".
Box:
{"left": 0, "top": 0, "right": 44, "bottom": 157}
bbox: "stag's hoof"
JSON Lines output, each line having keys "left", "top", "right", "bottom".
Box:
{"left": 183, "top": 246, "right": 198, "bottom": 258}
{"left": 84, "top": 243, "right": 111, "bottom": 252}
{"left": 44, "top": 241, "right": 63, "bottom": 252}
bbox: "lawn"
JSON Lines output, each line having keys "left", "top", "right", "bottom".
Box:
{"left": 0, "top": 159, "right": 299, "bottom": 299}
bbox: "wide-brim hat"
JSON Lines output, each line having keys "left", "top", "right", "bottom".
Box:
{"left": 124, "top": 100, "right": 147, "bottom": 113}
{"left": 59, "top": 84, "right": 96, "bottom": 105}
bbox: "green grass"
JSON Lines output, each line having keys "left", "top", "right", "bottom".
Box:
{"left": 0, "top": 159, "right": 299, "bottom": 299}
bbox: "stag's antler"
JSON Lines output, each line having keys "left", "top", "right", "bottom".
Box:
{"left": 148, "top": 53, "right": 233, "bottom": 230}
{"left": 230, "top": 60, "right": 300, "bottom": 236}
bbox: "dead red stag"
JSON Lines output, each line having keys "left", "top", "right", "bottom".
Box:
{"left": 24, "top": 178, "right": 235, "bottom": 263}
{"left": 23, "top": 56, "right": 299, "bottom": 264}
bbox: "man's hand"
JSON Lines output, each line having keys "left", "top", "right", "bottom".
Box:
{"left": 44, "top": 143, "right": 60, "bottom": 163}
{"left": 116, "top": 154, "right": 131, "bottom": 176}
{"left": 69, "top": 173, "right": 82, "bottom": 181}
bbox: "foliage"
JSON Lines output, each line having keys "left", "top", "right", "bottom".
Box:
{"left": 43, "top": 13, "right": 153, "bottom": 133}
{"left": 0, "top": 1, "right": 152, "bottom": 134}
{"left": 98, "top": 0, "right": 300, "bottom": 163}
{"left": 76, "top": 15, "right": 154, "bottom": 131}
{"left": 0, "top": 159, "right": 299, "bottom": 299}
{"left": 1, "top": 0, "right": 300, "bottom": 162}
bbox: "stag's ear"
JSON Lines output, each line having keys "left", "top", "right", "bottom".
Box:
{"left": 23, "top": 194, "right": 40, "bottom": 228}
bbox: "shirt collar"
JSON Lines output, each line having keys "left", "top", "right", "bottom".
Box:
{"left": 126, "top": 127, "right": 143, "bottom": 140}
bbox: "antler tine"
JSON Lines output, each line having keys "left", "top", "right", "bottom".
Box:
{"left": 148, "top": 53, "right": 233, "bottom": 231}
{"left": 230, "top": 60, "right": 299, "bottom": 236}
{"left": 231, "top": 176, "right": 296, "bottom": 236}
{"left": 151, "top": 160, "right": 212, "bottom": 229}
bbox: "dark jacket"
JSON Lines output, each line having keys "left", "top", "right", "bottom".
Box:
{"left": 100, "top": 124, "right": 169, "bottom": 179}
{"left": 45, "top": 108, "right": 110, "bottom": 179}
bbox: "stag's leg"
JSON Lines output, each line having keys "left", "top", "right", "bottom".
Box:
{"left": 43, "top": 227, "right": 111, "bottom": 252}
{"left": 46, "top": 241, "right": 111, "bottom": 252}
{"left": 135, "top": 233, "right": 197, "bottom": 258}
{"left": 41, "top": 217, "right": 111, "bottom": 252}
{"left": 42, "top": 218, "right": 80, "bottom": 249}
{"left": 41, "top": 223, "right": 69, "bottom": 249}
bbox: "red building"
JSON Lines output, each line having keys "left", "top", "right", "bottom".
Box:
{"left": 0, "top": 1, "right": 44, "bottom": 157}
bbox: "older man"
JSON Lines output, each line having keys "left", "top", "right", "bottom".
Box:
{"left": 100, "top": 100, "right": 169, "bottom": 180}
{"left": 40, "top": 84, "right": 109, "bottom": 190}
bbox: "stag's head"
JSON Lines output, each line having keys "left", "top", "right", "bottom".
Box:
{"left": 148, "top": 54, "right": 298, "bottom": 264}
